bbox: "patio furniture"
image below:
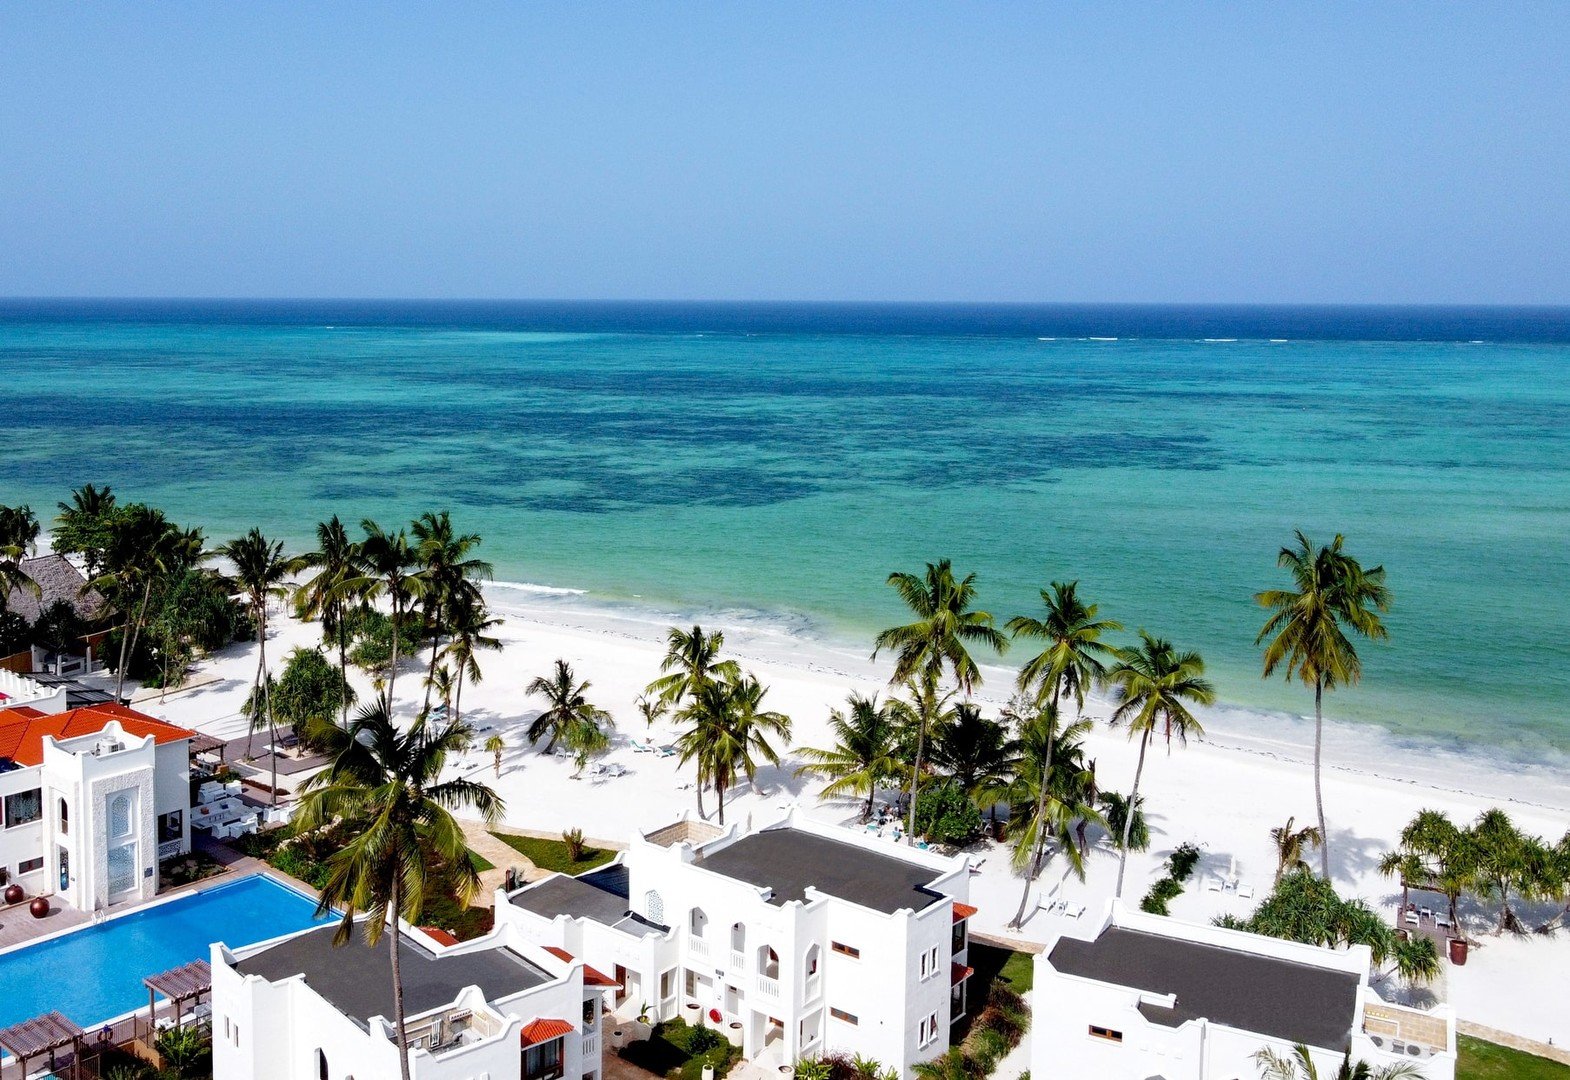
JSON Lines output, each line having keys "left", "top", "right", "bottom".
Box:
{"left": 1238, "top": 884, "right": 1254, "bottom": 900}
{"left": 1403, "top": 911, "right": 1420, "bottom": 927}
{"left": 1207, "top": 877, "right": 1223, "bottom": 893}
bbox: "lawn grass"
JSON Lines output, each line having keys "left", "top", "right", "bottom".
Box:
{"left": 467, "top": 848, "right": 495, "bottom": 872}
{"left": 1458, "top": 1036, "right": 1570, "bottom": 1080}
{"left": 490, "top": 832, "right": 615, "bottom": 875}
{"left": 619, "top": 1018, "right": 737, "bottom": 1080}
{"left": 998, "top": 947, "right": 1035, "bottom": 994}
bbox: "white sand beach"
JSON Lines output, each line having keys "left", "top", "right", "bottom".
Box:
{"left": 134, "top": 587, "right": 1570, "bottom": 1051}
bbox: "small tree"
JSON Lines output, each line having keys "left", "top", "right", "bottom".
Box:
{"left": 485, "top": 734, "right": 505, "bottom": 777}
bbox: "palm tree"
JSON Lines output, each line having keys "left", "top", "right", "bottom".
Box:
{"left": 1253, "top": 1044, "right": 1424, "bottom": 1080}
{"left": 886, "top": 672, "right": 956, "bottom": 843}
{"left": 526, "top": 659, "right": 612, "bottom": 754}
{"left": 293, "top": 515, "right": 361, "bottom": 727}
{"left": 485, "top": 733, "right": 506, "bottom": 778}
{"left": 928, "top": 703, "right": 1018, "bottom": 813}
{"left": 0, "top": 505, "right": 41, "bottom": 618}
{"left": 795, "top": 693, "right": 905, "bottom": 820}
{"left": 674, "top": 674, "right": 791, "bottom": 826}
{"left": 1098, "top": 791, "right": 1149, "bottom": 852}
{"left": 352, "top": 520, "right": 426, "bottom": 706}
{"left": 647, "top": 625, "right": 740, "bottom": 708}
{"left": 1000, "top": 705, "right": 1100, "bottom": 927}
{"left": 873, "top": 559, "right": 1006, "bottom": 694}
{"left": 296, "top": 699, "right": 503, "bottom": 1080}
{"left": 92, "top": 504, "right": 188, "bottom": 703}
{"left": 441, "top": 591, "right": 501, "bottom": 725}
{"left": 1377, "top": 809, "right": 1475, "bottom": 928}
{"left": 1006, "top": 580, "right": 1122, "bottom": 709}
{"left": 1470, "top": 808, "right": 1540, "bottom": 934}
{"left": 218, "top": 529, "right": 293, "bottom": 803}
{"left": 52, "top": 484, "right": 117, "bottom": 579}
{"left": 1255, "top": 531, "right": 1391, "bottom": 880}
{"left": 1271, "top": 817, "right": 1325, "bottom": 885}
{"left": 635, "top": 693, "right": 667, "bottom": 729}
{"left": 1106, "top": 632, "right": 1215, "bottom": 898}
{"left": 410, "top": 511, "right": 491, "bottom": 716}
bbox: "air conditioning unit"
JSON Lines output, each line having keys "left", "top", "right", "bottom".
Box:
{"left": 95, "top": 739, "right": 125, "bottom": 756}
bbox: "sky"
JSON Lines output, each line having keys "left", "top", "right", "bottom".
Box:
{"left": 2, "top": 4, "right": 1568, "bottom": 304}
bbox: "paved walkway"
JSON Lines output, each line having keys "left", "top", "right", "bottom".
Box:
{"left": 458, "top": 820, "right": 542, "bottom": 907}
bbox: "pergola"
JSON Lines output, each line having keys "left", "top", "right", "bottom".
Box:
{"left": 144, "top": 959, "right": 212, "bottom": 1030}
{"left": 0, "top": 1011, "right": 84, "bottom": 1078}
{"left": 188, "top": 731, "right": 226, "bottom": 761}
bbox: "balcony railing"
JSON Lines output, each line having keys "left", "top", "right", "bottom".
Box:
{"left": 755, "top": 975, "right": 780, "bottom": 999}
{"left": 729, "top": 950, "right": 746, "bottom": 971}
{"left": 689, "top": 937, "right": 711, "bottom": 961}
{"left": 157, "top": 839, "right": 184, "bottom": 862}
{"left": 583, "top": 1034, "right": 600, "bottom": 1059}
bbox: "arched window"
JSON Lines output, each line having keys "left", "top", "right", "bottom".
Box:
{"left": 689, "top": 907, "right": 707, "bottom": 938}
{"left": 730, "top": 921, "right": 745, "bottom": 952}
{"left": 316, "top": 1048, "right": 329, "bottom": 1080}
{"left": 58, "top": 798, "right": 68, "bottom": 835}
{"left": 108, "top": 794, "right": 132, "bottom": 839}
{"left": 805, "top": 944, "right": 821, "bottom": 979}
{"left": 644, "top": 889, "right": 664, "bottom": 925}
{"left": 759, "top": 946, "right": 779, "bottom": 979}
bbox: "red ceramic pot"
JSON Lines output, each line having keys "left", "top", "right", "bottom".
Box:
{"left": 3, "top": 884, "right": 23, "bottom": 906}
{"left": 28, "top": 897, "right": 49, "bottom": 919}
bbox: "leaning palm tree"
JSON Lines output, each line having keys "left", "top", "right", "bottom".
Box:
{"left": 526, "top": 659, "right": 612, "bottom": 754}
{"left": 410, "top": 511, "right": 492, "bottom": 715}
{"left": 886, "top": 672, "right": 957, "bottom": 843}
{"left": 1271, "top": 816, "right": 1325, "bottom": 885}
{"left": 999, "top": 705, "right": 1099, "bottom": 927}
{"left": 1006, "top": 580, "right": 1122, "bottom": 710}
{"left": 218, "top": 529, "right": 294, "bottom": 803}
{"left": 795, "top": 693, "right": 906, "bottom": 820}
{"left": 296, "top": 699, "right": 503, "bottom": 1080}
{"left": 1106, "top": 632, "right": 1215, "bottom": 898}
{"left": 352, "top": 520, "right": 426, "bottom": 706}
{"left": 1255, "top": 531, "right": 1391, "bottom": 880}
{"left": 675, "top": 674, "right": 791, "bottom": 826}
{"left": 1253, "top": 1043, "right": 1424, "bottom": 1080}
{"left": 293, "top": 515, "right": 361, "bottom": 727}
{"left": 92, "top": 504, "right": 187, "bottom": 703}
{"left": 646, "top": 625, "right": 740, "bottom": 708}
{"left": 441, "top": 590, "right": 501, "bottom": 725}
{"left": 873, "top": 559, "right": 1007, "bottom": 695}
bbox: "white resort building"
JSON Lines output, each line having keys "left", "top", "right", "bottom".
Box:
{"left": 498, "top": 809, "right": 976, "bottom": 1080}
{"left": 0, "top": 701, "right": 195, "bottom": 911}
{"left": 1031, "top": 901, "right": 1457, "bottom": 1080}
{"left": 211, "top": 919, "right": 612, "bottom": 1080}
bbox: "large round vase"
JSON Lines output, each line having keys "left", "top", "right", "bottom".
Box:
{"left": 3, "top": 884, "right": 23, "bottom": 906}
{"left": 27, "top": 897, "right": 48, "bottom": 919}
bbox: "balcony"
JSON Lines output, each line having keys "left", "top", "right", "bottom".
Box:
{"left": 689, "top": 937, "right": 711, "bottom": 961}
{"left": 582, "top": 1034, "right": 600, "bottom": 1059}
{"left": 729, "top": 950, "right": 746, "bottom": 971}
{"left": 157, "top": 839, "right": 184, "bottom": 862}
{"left": 755, "top": 975, "right": 780, "bottom": 999}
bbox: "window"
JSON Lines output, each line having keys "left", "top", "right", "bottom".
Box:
{"left": 804, "top": 944, "right": 820, "bottom": 979}
{"left": 17, "top": 857, "right": 43, "bottom": 876}
{"left": 918, "top": 1011, "right": 940, "bottom": 1048}
{"left": 158, "top": 810, "right": 183, "bottom": 843}
{"left": 58, "top": 798, "right": 68, "bottom": 835}
{"left": 951, "top": 919, "right": 966, "bottom": 954}
{"left": 108, "top": 792, "right": 134, "bottom": 839}
{"left": 316, "top": 1049, "right": 329, "bottom": 1080}
{"left": 919, "top": 945, "right": 940, "bottom": 980}
{"left": 685, "top": 969, "right": 697, "bottom": 997}
{"left": 4, "top": 789, "right": 41, "bottom": 828}
{"left": 644, "top": 889, "right": 665, "bottom": 925}
{"left": 828, "top": 1007, "right": 858, "bottom": 1026}
{"left": 660, "top": 968, "right": 676, "bottom": 1000}
{"left": 525, "top": 1036, "right": 566, "bottom": 1080}
{"left": 583, "top": 998, "right": 597, "bottom": 1026}
{"left": 689, "top": 907, "right": 707, "bottom": 937}
{"left": 830, "top": 941, "right": 859, "bottom": 959}
{"left": 1088, "top": 1026, "right": 1123, "bottom": 1043}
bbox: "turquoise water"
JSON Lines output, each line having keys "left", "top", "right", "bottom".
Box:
{"left": 1, "top": 301, "right": 1567, "bottom": 758}
{"left": 0, "top": 874, "right": 323, "bottom": 1029}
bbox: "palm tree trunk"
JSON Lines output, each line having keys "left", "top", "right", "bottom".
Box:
{"left": 261, "top": 606, "right": 279, "bottom": 807}
{"left": 864, "top": 786, "right": 875, "bottom": 822}
{"left": 421, "top": 604, "right": 441, "bottom": 715}
{"left": 387, "top": 594, "right": 401, "bottom": 706}
{"left": 1115, "top": 730, "right": 1151, "bottom": 899}
{"left": 245, "top": 599, "right": 264, "bottom": 757}
{"left": 113, "top": 577, "right": 154, "bottom": 703}
{"left": 695, "top": 774, "right": 706, "bottom": 818}
{"left": 336, "top": 604, "right": 351, "bottom": 728}
{"left": 388, "top": 876, "right": 413, "bottom": 1080}
{"left": 717, "top": 778, "right": 726, "bottom": 827}
{"left": 906, "top": 715, "right": 927, "bottom": 845}
{"left": 1314, "top": 677, "right": 1331, "bottom": 881}
{"left": 454, "top": 665, "right": 465, "bottom": 726}
{"left": 1009, "top": 686, "right": 1061, "bottom": 929}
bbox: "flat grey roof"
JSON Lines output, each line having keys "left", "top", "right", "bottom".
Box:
{"left": 1048, "top": 927, "right": 1360, "bottom": 1052}
{"left": 234, "top": 924, "right": 552, "bottom": 1029}
{"left": 696, "top": 827, "right": 946, "bottom": 915}
{"left": 510, "top": 864, "right": 666, "bottom": 937}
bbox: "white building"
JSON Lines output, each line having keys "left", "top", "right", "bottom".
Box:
{"left": 499, "top": 809, "right": 976, "bottom": 1079}
{"left": 211, "top": 918, "right": 612, "bottom": 1080}
{"left": 0, "top": 669, "right": 68, "bottom": 713}
{"left": 1032, "top": 902, "right": 1457, "bottom": 1080}
{"left": 0, "top": 702, "right": 194, "bottom": 910}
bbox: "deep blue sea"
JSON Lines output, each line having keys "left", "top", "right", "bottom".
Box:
{"left": 2, "top": 300, "right": 1568, "bottom": 760}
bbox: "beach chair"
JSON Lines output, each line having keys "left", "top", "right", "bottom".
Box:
{"left": 1069, "top": 905, "right": 1085, "bottom": 919}
{"left": 1238, "top": 884, "right": 1254, "bottom": 900}
{"left": 631, "top": 740, "right": 652, "bottom": 754}
{"left": 1207, "top": 877, "right": 1222, "bottom": 893}
{"left": 1403, "top": 911, "right": 1420, "bottom": 927}
{"left": 1420, "top": 906, "right": 1434, "bottom": 921}
{"left": 1436, "top": 913, "right": 1452, "bottom": 930}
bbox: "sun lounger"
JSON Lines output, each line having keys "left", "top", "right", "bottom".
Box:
{"left": 1420, "top": 906, "right": 1434, "bottom": 920}
{"left": 1207, "top": 877, "right": 1223, "bottom": 893}
{"left": 1403, "top": 911, "right": 1420, "bottom": 927}
{"left": 631, "top": 741, "right": 652, "bottom": 754}
{"left": 1436, "top": 914, "right": 1452, "bottom": 929}
{"left": 1238, "top": 884, "right": 1254, "bottom": 900}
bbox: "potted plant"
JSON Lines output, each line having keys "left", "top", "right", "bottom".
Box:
{"left": 629, "top": 1003, "right": 653, "bottom": 1042}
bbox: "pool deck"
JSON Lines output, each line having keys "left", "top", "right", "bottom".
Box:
{"left": 0, "top": 896, "right": 89, "bottom": 951}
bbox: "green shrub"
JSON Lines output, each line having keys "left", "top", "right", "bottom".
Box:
{"left": 685, "top": 1026, "right": 724, "bottom": 1054}
{"left": 913, "top": 782, "right": 983, "bottom": 845}
{"left": 1168, "top": 842, "right": 1202, "bottom": 882}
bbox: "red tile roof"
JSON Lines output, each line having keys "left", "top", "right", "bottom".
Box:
{"left": 519, "top": 1018, "right": 573, "bottom": 1047}
{"left": 543, "top": 945, "right": 620, "bottom": 987}
{"left": 951, "top": 962, "right": 974, "bottom": 986}
{"left": 417, "top": 927, "right": 460, "bottom": 947}
{"left": 952, "top": 902, "right": 978, "bottom": 922}
{"left": 0, "top": 703, "right": 195, "bottom": 767}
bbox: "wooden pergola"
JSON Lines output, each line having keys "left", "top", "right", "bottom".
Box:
{"left": 144, "top": 959, "right": 212, "bottom": 1030}
{"left": 188, "top": 731, "right": 226, "bottom": 761}
{"left": 0, "top": 1011, "right": 84, "bottom": 1079}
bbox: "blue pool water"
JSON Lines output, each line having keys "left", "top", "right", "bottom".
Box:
{"left": 0, "top": 874, "right": 325, "bottom": 1031}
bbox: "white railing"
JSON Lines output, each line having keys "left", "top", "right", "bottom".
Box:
{"left": 157, "top": 840, "right": 184, "bottom": 861}
{"left": 583, "top": 1034, "right": 600, "bottom": 1059}
{"left": 729, "top": 950, "right": 746, "bottom": 971}
{"left": 689, "top": 936, "right": 711, "bottom": 960}
{"left": 755, "top": 975, "right": 780, "bottom": 999}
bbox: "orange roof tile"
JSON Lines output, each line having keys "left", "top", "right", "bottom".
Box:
{"left": 543, "top": 945, "right": 620, "bottom": 987}
{"left": 418, "top": 927, "right": 459, "bottom": 947}
{"left": 951, "top": 962, "right": 974, "bottom": 986}
{"left": 519, "top": 1018, "right": 573, "bottom": 1047}
{"left": 0, "top": 703, "right": 196, "bottom": 767}
{"left": 952, "top": 902, "right": 978, "bottom": 922}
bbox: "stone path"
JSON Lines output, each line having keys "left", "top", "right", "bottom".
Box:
{"left": 458, "top": 819, "right": 542, "bottom": 907}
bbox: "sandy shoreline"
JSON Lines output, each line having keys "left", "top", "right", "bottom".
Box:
{"left": 132, "top": 582, "right": 1570, "bottom": 1049}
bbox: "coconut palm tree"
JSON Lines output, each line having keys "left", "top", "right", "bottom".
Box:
{"left": 795, "top": 693, "right": 906, "bottom": 820}
{"left": 1255, "top": 531, "right": 1391, "bottom": 880}
{"left": 887, "top": 672, "right": 957, "bottom": 843}
{"left": 1098, "top": 791, "right": 1149, "bottom": 852}
{"left": 1469, "top": 808, "right": 1542, "bottom": 934}
{"left": 352, "top": 520, "right": 426, "bottom": 707}
{"left": 674, "top": 674, "right": 791, "bottom": 826}
{"left": 52, "top": 484, "right": 117, "bottom": 579}
{"left": 1253, "top": 1044, "right": 1425, "bottom": 1080}
{"left": 296, "top": 698, "right": 502, "bottom": 1080}
{"left": 1106, "top": 632, "right": 1215, "bottom": 898}
{"left": 928, "top": 703, "right": 1019, "bottom": 811}
{"left": 0, "top": 505, "right": 41, "bottom": 617}
{"left": 873, "top": 559, "right": 1006, "bottom": 695}
{"left": 218, "top": 529, "right": 294, "bottom": 803}
{"left": 526, "top": 659, "right": 612, "bottom": 755}
{"left": 646, "top": 625, "right": 740, "bottom": 709}
{"left": 1272, "top": 816, "right": 1325, "bottom": 885}
{"left": 635, "top": 693, "right": 667, "bottom": 729}
{"left": 409, "top": 511, "right": 491, "bottom": 715}
{"left": 1006, "top": 580, "right": 1122, "bottom": 709}
{"left": 441, "top": 591, "right": 501, "bottom": 725}
{"left": 485, "top": 733, "right": 505, "bottom": 778}
{"left": 92, "top": 504, "right": 189, "bottom": 703}
{"left": 999, "top": 705, "right": 1100, "bottom": 927}
{"left": 293, "top": 515, "right": 361, "bottom": 727}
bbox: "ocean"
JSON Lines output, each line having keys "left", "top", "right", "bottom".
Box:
{"left": 2, "top": 300, "right": 1567, "bottom": 763}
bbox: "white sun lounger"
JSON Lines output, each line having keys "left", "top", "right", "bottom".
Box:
{"left": 1207, "top": 877, "right": 1223, "bottom": 893}
{"left": 1404, "top": 911, "right": 1420, "bottom": 927}
{"left": 1238, "top": 884, "right": 1254, "bottom": 900}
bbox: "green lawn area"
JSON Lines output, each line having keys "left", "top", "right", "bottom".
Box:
{"left": 468, "top": 848, "right": 495, "bottom": 872}
{"left": 490, "top": 832, "right": 616, "bottom": 875}
{"left": 1458, "top": 1036, "right": 1570, "bottom": 1080}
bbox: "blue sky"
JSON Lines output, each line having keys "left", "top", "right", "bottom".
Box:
{"left": 2, "top": 4, "right": 1567, "bottom": 303}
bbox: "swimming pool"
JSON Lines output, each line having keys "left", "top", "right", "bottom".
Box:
{"left": 0, "top": 874, "right": 326, "bottom": 1030}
